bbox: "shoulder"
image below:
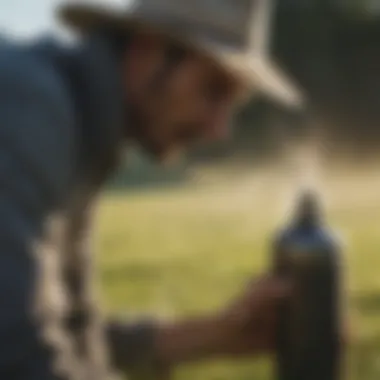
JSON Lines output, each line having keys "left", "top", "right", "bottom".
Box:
{"left": 0, "top": 39, "right": 77, "bottom": 199}
{"left": 0, "top": 38, "right": 73, "bottom": 122}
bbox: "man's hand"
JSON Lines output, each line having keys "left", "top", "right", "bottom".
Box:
{"left": 154, "top": 275, "right": 290, "bottom": 368}
{"left": 218, "top": 275, "right": 291, "bottom": 356}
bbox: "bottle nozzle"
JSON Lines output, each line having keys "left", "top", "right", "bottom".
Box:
{"left": 295, "top": 189, "right": 322, "bottom": 227}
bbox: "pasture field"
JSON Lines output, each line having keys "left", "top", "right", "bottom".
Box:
{"left": 97, "top": 165, "right": 380, "bottom": 380}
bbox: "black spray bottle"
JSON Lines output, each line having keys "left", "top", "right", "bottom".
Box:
{"left": 273, "top": 191, "right": 342, "bottom": 380}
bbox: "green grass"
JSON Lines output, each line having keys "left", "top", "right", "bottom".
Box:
{"left": 96, "top": 167, "right": 380, "bottom": 380}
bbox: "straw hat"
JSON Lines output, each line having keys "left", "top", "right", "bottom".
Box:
{"left": 58, "top": 0, "right": 305, "bottom": 108}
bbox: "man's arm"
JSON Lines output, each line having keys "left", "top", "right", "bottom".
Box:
{"left": 106, "top": 276, "right": 290, "bottom": 377}
{"left": 105, "top": 317, "right": 232, "bottom": 379}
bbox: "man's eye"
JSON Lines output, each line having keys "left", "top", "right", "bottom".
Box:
{"left": 204, "top": 81, "right": 229, "bottom": 103}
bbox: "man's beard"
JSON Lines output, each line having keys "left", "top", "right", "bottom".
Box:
{"left": 127, "top": 88, "right": 203, "bottom": 162}
{"left": 137, "top": 123, "right": 201, "bottom": 163}
{"left": 128, "top": 107, "right": 202, "bottom": 162}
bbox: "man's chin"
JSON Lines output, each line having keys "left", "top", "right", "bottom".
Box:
{"left": 157, "top": 146, "right": 187, "bottom": 165}
{"left": 142, "top": 143, "right": 187, "bottom": 165}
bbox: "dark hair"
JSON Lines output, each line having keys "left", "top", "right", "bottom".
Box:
{"left": 93, "top": 25, "right": 188, "bottom": 64}
{"left": 94, "top": 26, "right": 134, "bottom": 59}
{"left": 91, "top": 25, "right": 190, "bottom": 92}
{"left": 149, "top": 42, "right": 188, "bottom": 89}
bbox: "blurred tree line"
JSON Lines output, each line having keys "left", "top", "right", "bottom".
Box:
{"left": 193, "top": 0, "right": 380, "bottom": 163}
{"left": 274, "top": 0, "right": 380, "bottom": 156}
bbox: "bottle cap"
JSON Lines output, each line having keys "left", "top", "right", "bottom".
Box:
{"left": 295, "top": 189, "right": 322, "bottom": 227}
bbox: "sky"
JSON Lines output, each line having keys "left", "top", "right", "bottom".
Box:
{"left": 1, "top": 0, "right": 380, "bottom": 39}
{"left": 0, "top": 0, "right": 64, "bottom": 38}
{"left": 0, "top": 0, "right": 132, "bottom": 39}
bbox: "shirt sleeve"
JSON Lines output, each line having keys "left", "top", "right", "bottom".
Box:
{"left": 106, "top": 320, "right": 166, "bottom": 379}
{"left": 0, "top": 48, "right": 75, "bottom": 378}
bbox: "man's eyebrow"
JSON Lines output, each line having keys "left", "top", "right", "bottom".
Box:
{"left": 165, "top": 42, "right": 189, "bottom": 65}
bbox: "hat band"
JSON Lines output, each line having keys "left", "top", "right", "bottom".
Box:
{"left": 133, "top": 10, "right": 249, "bottom": 50}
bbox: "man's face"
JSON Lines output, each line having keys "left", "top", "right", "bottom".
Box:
{"left": 124, "top": 33, "right": 249, "bottom": 161}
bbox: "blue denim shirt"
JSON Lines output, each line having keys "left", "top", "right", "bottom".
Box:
{"left": 0, "top": 34, "right": 156, "bottom": 380}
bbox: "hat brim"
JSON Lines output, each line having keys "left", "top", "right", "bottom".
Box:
{"left": 58, "top": 3, "right": 305, "bottom": 109}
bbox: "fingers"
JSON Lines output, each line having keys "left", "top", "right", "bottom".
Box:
{"left": 219, "top": 274, "right": 294, "bottom": 357}
{"left": 262, "top": 277, "right": 292, "bottom": 299}
{"left": 228, "top": 275, "right": 291, "bottom": 326}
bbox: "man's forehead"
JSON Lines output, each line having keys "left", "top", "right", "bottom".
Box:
{"left": 131, "top": 29, "right": 251, "bottom": 99}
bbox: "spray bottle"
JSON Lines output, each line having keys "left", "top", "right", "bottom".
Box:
{"left": 273, "top": 190, "right": 342, "bottom": 380}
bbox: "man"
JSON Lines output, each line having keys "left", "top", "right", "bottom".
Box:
{"left": 0, "top": 0, "right": 304, "bottom": 379}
